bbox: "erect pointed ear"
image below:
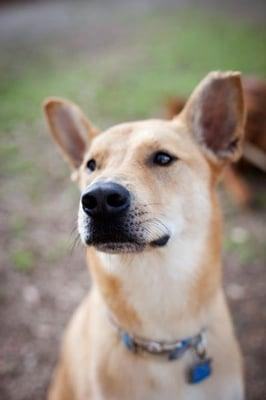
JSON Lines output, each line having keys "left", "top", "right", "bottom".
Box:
{"left": 179, "top": 71, "right": 246, "bottom": 163}
{"left": 43, "top": 98, "right": 99, "bottom": 169}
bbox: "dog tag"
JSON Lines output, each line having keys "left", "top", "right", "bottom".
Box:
{"left": 188, "top": 358, "right": 212, "bottom": 384}
{"left": 121, "top": 332, "right": 136, "bottom": 352}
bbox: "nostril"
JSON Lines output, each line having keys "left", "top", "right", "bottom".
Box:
{"left": 82, "top": 194, "right": 97, "bottom": 210}
{"left": 107, "top": 193, "right": 126, "bottom": 208}
{"left": 82, "top": 183, "right": 130, "bottom": 216}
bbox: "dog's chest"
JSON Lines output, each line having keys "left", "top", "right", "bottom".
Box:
{"left": 88, "top": 319, "right": 243, "bottom": 400}
{"left": 93, "top": 352, "right": 242, "bottom": 400}
{"left": 93, "top": 348, "right": 215, "bottom": 400}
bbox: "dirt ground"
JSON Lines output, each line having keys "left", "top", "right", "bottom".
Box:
{"left": 0, "top": 1, "right": 265, "bottom": 400}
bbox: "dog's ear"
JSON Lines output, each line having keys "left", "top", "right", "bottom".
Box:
{"left": 43, "top": 98, "right": 98, "bottom": 169}
{"left": 179, "top": 71, "right": 246, "bottom": 164}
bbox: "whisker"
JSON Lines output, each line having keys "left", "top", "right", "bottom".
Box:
{"left": 153, "top": 217, "right": 170, "bottom": 233}
{"left": 69, "top": 219, "right": 82, "bottom": 254}
{"left": 141, "top": 202, "right": 163, "bottom": 208}
{"left": 70, "top": 231, "right": 81, "bottom": 255}
{"left": 142, "top": 217, "right": 170, "bottom": 241}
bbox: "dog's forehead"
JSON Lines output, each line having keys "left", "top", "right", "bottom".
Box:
{"left": 89, "top": 119, "right": 192, "bottom": 154}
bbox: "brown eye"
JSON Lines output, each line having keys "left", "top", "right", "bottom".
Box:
{"left": 86, "top": 159, "right": 96, "bottom": 172}
{"left": 153, "top": 152, "right": 174, "bottom": 166}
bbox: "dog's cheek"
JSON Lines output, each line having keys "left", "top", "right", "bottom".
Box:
{"left": 165, "top": 198, "right": 185, "bottom": 237}
{"left": 184, "top": 179, "right": 212, "bottom": 236}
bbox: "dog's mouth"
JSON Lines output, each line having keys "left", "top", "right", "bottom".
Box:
{"left": 79, "top": 211, "right": 170, "bottom": 254}
{"left": 87, "top": 236, "right": 169, "bottom": 254}
{"left": 85, "top": 221, "right": 146, "bottom": 253}
{"left": 150, "top": 234, "right": 170, "bottom": 247}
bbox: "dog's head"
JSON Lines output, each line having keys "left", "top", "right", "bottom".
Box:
{"left": 43, "top": 72, "right": 245, "bottom": 254}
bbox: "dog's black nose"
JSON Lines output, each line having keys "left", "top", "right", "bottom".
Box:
{"left": 81, "top": 182, "right": 130, "bottom": 217}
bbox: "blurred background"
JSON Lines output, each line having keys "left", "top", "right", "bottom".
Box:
{"left": 0, "top": 1, "right": 265, "bottom": 399}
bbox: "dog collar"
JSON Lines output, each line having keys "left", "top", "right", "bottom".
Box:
{"left": 109, "top": 315, "right": 212, "bottom": 384}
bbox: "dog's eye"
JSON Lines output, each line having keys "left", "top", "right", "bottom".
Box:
{"left": 153, "top": 152, "right": 174, "bottom": 166}
{"left": 86, "top": 159, "right": 96, "bottom": 172}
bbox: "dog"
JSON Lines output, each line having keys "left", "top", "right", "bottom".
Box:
{"left": 43, "top": 71, "right": 245, "bottom": 400}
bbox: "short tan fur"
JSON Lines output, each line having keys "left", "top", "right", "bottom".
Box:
{"left": 43, "top": 71, "right": 245, "bottom": 400}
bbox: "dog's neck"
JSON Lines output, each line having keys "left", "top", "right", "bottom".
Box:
{"left": 87, "top": 200, "right": 222, "bottom": 341}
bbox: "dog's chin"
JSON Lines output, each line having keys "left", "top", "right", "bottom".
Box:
{"left": 93, "top": 241, "right": 146, "bottom": 254}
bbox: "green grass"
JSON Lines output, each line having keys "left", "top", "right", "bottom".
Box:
{"left": 11, "top": 249, "right": 35, "bottom": 273}
{"left": 224, "top": 230, "right": 265, "bottom": 266}
{"left": 0, "top": 9, "right": 265, "bottom": 134}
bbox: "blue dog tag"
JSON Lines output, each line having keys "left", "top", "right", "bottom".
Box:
{"left": 121, "top": 332, "right": 136, "bottom": 352}
{"left": 188, "top": 359, "right": 212, "bottom": 384}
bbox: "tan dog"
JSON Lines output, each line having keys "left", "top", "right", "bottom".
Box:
{"left": 43, "top": 71, "right": 245, "bottom": 400}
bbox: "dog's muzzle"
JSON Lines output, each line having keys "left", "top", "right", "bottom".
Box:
{"left": 79, "top": 181, "right": 144, "bottom": 252}
{"left": 79, "top": 181, "right": 170, "bottom": 253}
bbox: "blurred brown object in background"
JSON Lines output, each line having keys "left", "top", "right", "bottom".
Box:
{"left": 242, "top": 77, "right": 266, "bottom": 170}
{"left": 165, "top": 76, "right": 266, "bottom": 206}
{"left": 166, "top": 96, "right": 186, "bottom": 118}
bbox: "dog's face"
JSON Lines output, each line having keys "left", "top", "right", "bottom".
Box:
{"left": 77, "top": 119, "right": 212, "bottom": 253}
{"left": 44, "top": 72, "right": 245, "bottom": 254}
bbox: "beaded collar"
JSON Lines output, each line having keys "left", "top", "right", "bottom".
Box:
{"left": 109, "top": 315, "right": 212, "bottom": 384}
